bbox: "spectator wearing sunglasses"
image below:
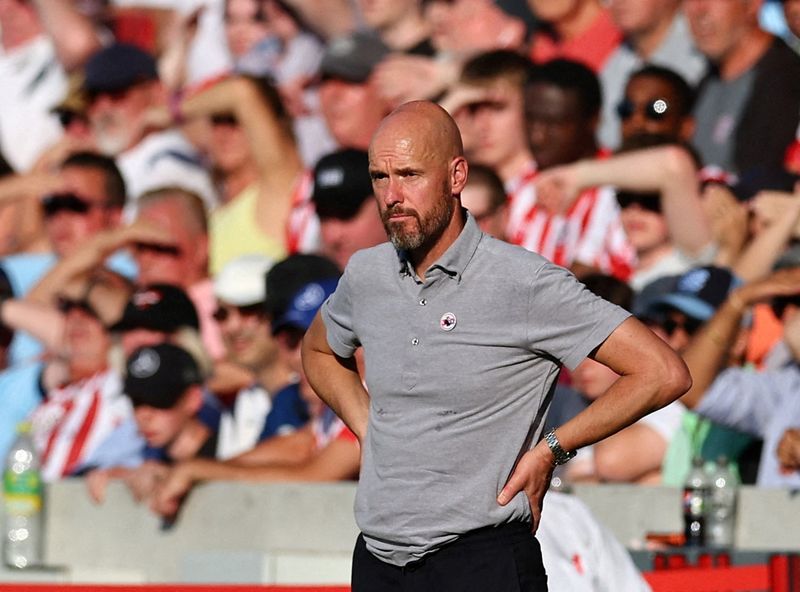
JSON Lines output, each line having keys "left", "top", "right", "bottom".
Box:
{"left": 598, "top": 0, "right": 706, "bottom": 150}
{"left": 638, "top": 266, "right": 756, "bottom": 486}
{"left": 535, "top": 143, "right": 715, "bottom": 291}
{"left": 675, "top": 261, "right": 800, "bottom": 488}
{"left": 617, "top": 65, "right": 696, "bottom": 147}
{"left": 211, "top": 255, "right": 307, "bottom": 460}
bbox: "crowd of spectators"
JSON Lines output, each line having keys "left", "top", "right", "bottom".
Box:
{"left": 1, "top": 0, "right": 800, "bottom": 580}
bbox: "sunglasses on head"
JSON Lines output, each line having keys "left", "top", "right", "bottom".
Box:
{"left": 212, "top": 302, "right": 265, "bottom": 323}
{"left": 41, "top": 192, "right": 97, "bottom": 218}
{"left": 617, "top": 192, "right": 661, "bottom": 213}
{"left": 132, "top": 241, "right": 182, "bottom": 257}
{"left": 210, "top": 113, "right": 239, "bottom": 127}
{"left": 662, "top": 315, "right": 703, "bottom": 337}
{"left": 616, "top": 98, "right": 670, "bottom": 122}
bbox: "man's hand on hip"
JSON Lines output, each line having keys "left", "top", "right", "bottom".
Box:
{"left": 497, "top": 444, "right": 555, "bottom": 532}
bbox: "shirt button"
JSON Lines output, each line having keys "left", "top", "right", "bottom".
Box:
{"left": 419, "top": 298, "right": 427, "bottom": 306}
{"left": 411, "top": 338, "right": 419, "bottom": 346}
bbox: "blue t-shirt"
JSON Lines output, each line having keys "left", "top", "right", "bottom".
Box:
{"left": 258, "top": 382, "right": 309, "bottom": 440}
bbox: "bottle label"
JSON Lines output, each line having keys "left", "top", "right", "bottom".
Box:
{"left": 3, "top": 470, "right": 42, "bottom": 516}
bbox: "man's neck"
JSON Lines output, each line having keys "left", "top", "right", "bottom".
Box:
{"left": 630, "top": 7, "right": 678, "bottom": 58}
{"left": 380, "top": 13, "right": 431, "bottom": 51}
{"left": 497, "top": 150, "right": 536, "bottom": 185}
{"left": 555, "top": 0, "right": 602, "bottom": 41}
{"left": 256, "top": 359, "right": 295, "bottom": 395}
{"left": 411, "top": 211, "right": 465, "bottom": 281}
{"left": 718, "top": 28, "right": 772, "bottom": 80}
{"left": 223, "top": 167, "right": 260, "bottom": 204}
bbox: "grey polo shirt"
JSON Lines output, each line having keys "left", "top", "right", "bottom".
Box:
{"left": 321, "top": 213, "right": 629, "bottom": 566}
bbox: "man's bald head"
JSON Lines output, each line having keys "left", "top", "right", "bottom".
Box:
{"left": 371, "top": 100, "right": 464, "bottom": 162}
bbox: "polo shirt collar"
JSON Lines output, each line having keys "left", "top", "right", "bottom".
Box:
{"left": 396, "top": 209, "right": 482, "bottom": 282}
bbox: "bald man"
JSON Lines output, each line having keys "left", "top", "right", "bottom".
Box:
{"left": 302, "top": 101, "right": 690, "bottom": 590}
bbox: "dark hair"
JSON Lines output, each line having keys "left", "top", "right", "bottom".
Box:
{"left": 627, "top": 65, "right": 695, "bottom": 117}
{"left": 246, "top": 74, "right": 295, "bottom": 139}
{"left": 526, "top": 58, "right": 602, "bottom": 119}
{"left": 460, "top": 49, "right": 534, "bottom": 88}
{"left": 465, "top": 164, "right": 507, "bottom": 211}
{"left": 581, "top": 273, "right": 634, "bottom": 312}
{"left": 61, "top": 151, "right": 127, "bottom": 208}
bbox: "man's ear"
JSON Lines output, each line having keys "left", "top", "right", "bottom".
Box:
{"left": 451, "top": 156, "right": 469, "bottom": 194}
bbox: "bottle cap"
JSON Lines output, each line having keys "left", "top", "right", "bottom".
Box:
{"left": 15, "top": 421, "right": 32, "bottom": 434}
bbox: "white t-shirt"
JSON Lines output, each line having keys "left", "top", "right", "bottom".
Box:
{"left": 539, "top": 491, "right": 651, "bottom": 591}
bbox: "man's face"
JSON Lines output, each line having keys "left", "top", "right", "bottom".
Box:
{"left": 525, "top": 83, "right": 593, "bottom": 170}
{"left": 619, "top": 75, "right": 688, "bottom": 143}
{"left": 462, "top": 81, "right": 529, "bottom": 171}
{"left": 44, "top": 165, "right": 117, "bottom": 257}
{"left": 133, "top": 394, "right": 194, "bottom": 448}
{"left": 319, "top": 78, "right": 387, "bottom": 150}
{"left": 460, "top": 183, "right": 507, "bottom": 239}
{"left": 62, "top": 303, "right": 111, "bottom": 379}
{"left": 619, "top": 201, "right": 669, "bottom": 254}
{"left": 215, "top": 301, "right": 278, "bottom": 369}
{"left": 87, "top": 81, "right": 159, "bottom": 156}
{"left": 785, "top": 0, "right": 800, "bottom": 38}
{"left": 369, "top": 118, "right": 457, "bottom": 251}
{"left": 684, "top": 0, "right": 756, "bottom": 63}
{"left": 224, "top": 0, "right": 271, "bottom": 58}
{"left": 133, "top": 199, "right": 208, "bottom": 288}
{"left": 319, "top": 198, "right": 387, "bottom": 269}
{"left": 609, "top": 0, "right": 676, "bottom": 36}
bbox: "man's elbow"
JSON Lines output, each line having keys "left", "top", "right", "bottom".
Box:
{"left": 658, "top": 356, "right": 692, "bottom": 408}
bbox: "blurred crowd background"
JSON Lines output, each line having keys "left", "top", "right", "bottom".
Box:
{"left": 1, "top": 0, "right": 800, "bottom": 532}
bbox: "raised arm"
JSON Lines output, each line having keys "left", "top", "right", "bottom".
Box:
{"left": 680, "top": 267, "right": 800, "bottom": 409}
{"left": 32, "top": 0, "right": 102, "bottom": 71}
{"left": 301, "top": 312, "right": 370, "bottom": 442}
{"left": 537, "top": 145, "right": 712, "bottom": 257}
{"left": 179, "top": 76, "right": 303, "bottom": 189}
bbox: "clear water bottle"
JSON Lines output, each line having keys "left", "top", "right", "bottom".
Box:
{"left": 3, "top": 421, "right": 43, "bottom": 568}
{"left": 707, "top": 456, "right": 738, "bottom": 549}
{"left": 682, "top": 456, "right": 709, "bottom": 547}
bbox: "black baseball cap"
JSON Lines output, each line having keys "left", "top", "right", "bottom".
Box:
{"left": 124, "top": 343, "right": 203, "bottom": 409}
{"left": 83, "top": 43, "right": 159, "bottom": 96}
{"left": 646, "top": 266, "right": 740, "bottom": 322}
{"left": 264, "top": 254, "right": 341, "bottom": 318}
{"left": 319, "top": 31, "right": 389, "bottom": 83}
{"left": 312, "top": 149, "right": 373, "bottom": 220}
{"left": 109, "top": 284, "right": 199, "bottom": 333}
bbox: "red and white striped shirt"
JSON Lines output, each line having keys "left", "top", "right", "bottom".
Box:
{"left": 30, "top": 369, "right": 132, "bottom": 482}
{"left": 286, "top": 170, "right": 321, "bottom": 255}
{"left": 505, "top": 160, "right": 635, "bottom": 281}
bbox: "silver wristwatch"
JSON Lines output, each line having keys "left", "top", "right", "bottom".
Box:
{"left": 543, "top": 429, "right": 576, "bottom": 466}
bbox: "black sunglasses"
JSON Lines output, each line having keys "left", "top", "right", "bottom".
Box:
{"left": 210, "top": 113, "right": 239, "bottom": 127}
{"left": 212, "top": 303, "right": 265, "bottom": 323}
{"left": 616, "top": 98, "right": 670, "bottom": 122}
{"left": 662, "top": 315, "right": 703, "bottom": 337}
{"left": 132, "top": 241, "right": 182, "bottom": 257}
{"left": 57, "top": 296, "right": 97, "bottom": 317}
{"left": 617, "top": 192, "right": 661, "bottom": 213}
{"left": 41, "top": 193, "right": 98, "bottom": 218}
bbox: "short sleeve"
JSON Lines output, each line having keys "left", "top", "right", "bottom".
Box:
{"left": 320, "top": 262, "right": 360, "bottom": 358}
{"left": 526, "top": 263, "right": 630, "bottom": 370}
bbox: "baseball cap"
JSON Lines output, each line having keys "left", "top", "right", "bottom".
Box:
{"left": 319, "top": 31, "right": 390, "bottom": 83}
{"left": 264, "top": 254, "right": 341, "bottom": 318}
{"left": 647, "top": 266, "right": 740, "bottom": 322}
{"left": 125, "top": 343, "right": 203, "bottom": 409}
{"left": 272, "top": 278, "right": 339, "bottom": 334}
{"left": 213, "top": 254, "right": 275, "bottom": 306}
{"left": 109, "top": 284, "right": 199, "bottom": 333}
{"left": 312, "top": 149, "right": 373, "bottom": 220}
{"left": 83, "top": 43, "right": 159, "bottom": 96}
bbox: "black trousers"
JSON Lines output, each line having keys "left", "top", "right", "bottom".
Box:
{"left": 351, "top": 522, "right": 548, "bottom": 592}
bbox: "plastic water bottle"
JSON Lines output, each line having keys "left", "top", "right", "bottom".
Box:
{"left": 3, "top": 422, "right": 43, "bottom": 568}
{"left": 682, "top": 456, "right": 709, "bottom": 547}
{"left": 707, "top": 456, "right": 738, "bottom": 549}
